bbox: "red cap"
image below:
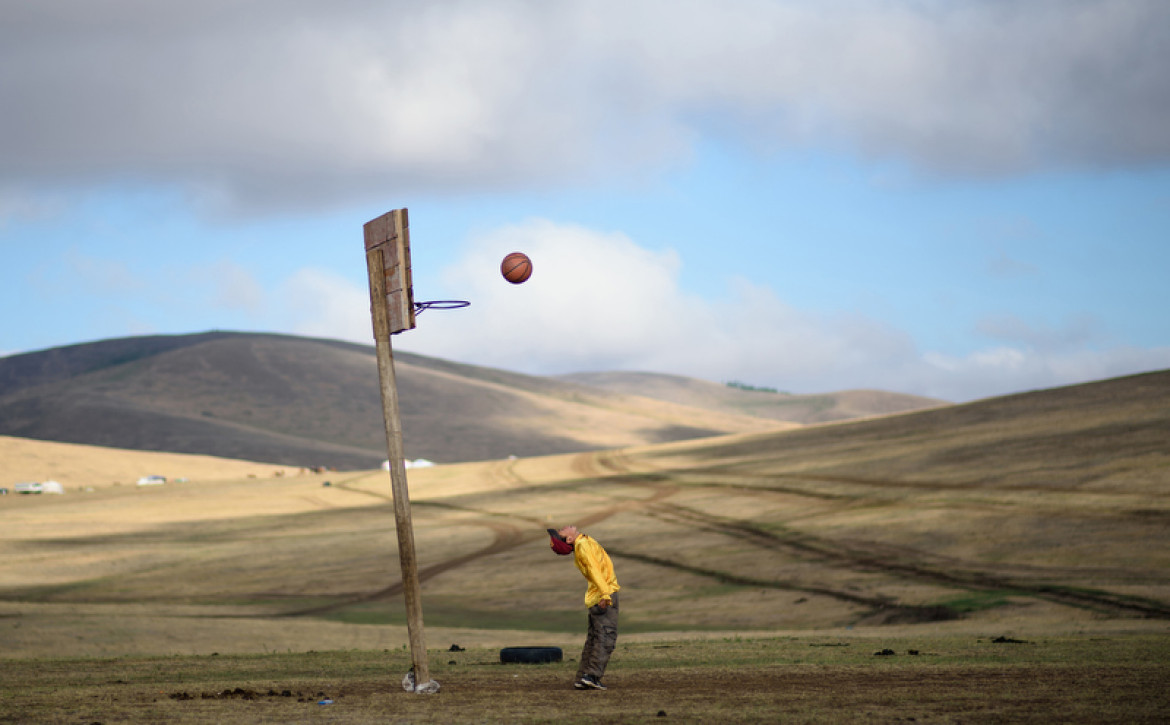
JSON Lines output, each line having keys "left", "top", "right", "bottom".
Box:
{"left": 548, "top": 528, "right": 574, "bottom": 556}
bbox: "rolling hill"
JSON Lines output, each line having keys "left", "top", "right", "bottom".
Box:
{"left": 559, "top": 370, "right": 945, "bottom": 424}
{"left": 1, "top": 367, "right": 1166, "bottom": 660}
{"left": 0, "top": 331, "right": 942, "bottom": 469}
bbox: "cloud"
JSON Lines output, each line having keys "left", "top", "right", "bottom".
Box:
{"left": 192, "top": 260, "right": 266, "bottom": 314}
{"left": 0, "top": 187, "right": 64, "bottom": 227}
{"left": 976, "top": 313, "right": 1105, "bottom": 352}
{"left": 292, "top": 217, "right": 913, "bottom": 385}
{"left": 64, "top": 252, "right": 267, "bottom": 314}
{"left": 31, "top": 251, "right": 268, "bottom": 342}
{"left": 275, "top": 267, "right": 372, "bottom": 342}
{"left": 2, "top": 1, "right": 1168, "bottom": 212}
{"left": 922, "top": 344, "right": 1170, "bottom": 401}
{"left": 986, "top": 251, "right": 1039, "bottom": 279}
{"left": 267, "top": 217, "right": 1164, "bottom": 402}
{"left": 22, "top": 220, "right": 1168, "bottom": 402}
{"left": 398, "top": 219, "right": 698, "bottom": 371}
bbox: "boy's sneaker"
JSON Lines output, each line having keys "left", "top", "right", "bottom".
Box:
{"left": 574, "top": 675, "right": 606, "bottom": 690}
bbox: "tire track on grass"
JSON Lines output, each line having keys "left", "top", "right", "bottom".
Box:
{"left": 656, "top": 465, "right": 1161, "bottom": 499}
{"left": 276, "top": 458, "right": 1170, "bottom": 621}
{"left": 607, "top": 548, "right": 896, "bottom": 610}
{"left": 637, "top": 502, "right": 1170, "bottom": 619}
{"left": 316, "top": 458, "right": 961, "bottom": 621}
{"left": 603, "top": 452, "right": 1170, "bottom": 619}
{"left": 278, "top": 452, "right": 680, "bottom": 618}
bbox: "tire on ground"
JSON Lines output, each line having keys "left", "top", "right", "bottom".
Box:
{"left": 499, "top": 646, "right": 563, "bottom": 664}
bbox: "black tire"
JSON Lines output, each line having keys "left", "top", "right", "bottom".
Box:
{"left": 499, "top": 646, "right": 563, "bottom": 664}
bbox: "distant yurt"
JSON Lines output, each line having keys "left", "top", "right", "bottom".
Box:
{"left": 11, "top": 481, "right": 64, "bottom": 494}
{"left": 384, "top": 459, "right": 437, "bottom": 470}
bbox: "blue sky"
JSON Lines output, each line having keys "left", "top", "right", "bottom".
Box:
{"left": 2, "top": 1, "right": 1169, "bottom": 402}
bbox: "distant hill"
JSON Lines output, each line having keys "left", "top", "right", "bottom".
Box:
{"left": 637, "top": 368, "right": 1170, "bottom": 486}
{"left": 558, "top": 371, "right": 946, "bottom": 424}
{"left": 0, "top": 332, "right": 945, "bottom": 469}
{"left": 0, "top": 332, "right": 775, "bottom": 469}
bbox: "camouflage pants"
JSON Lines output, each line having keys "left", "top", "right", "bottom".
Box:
{"left": 576, "top": 592, "right": 619, "bottom": 680}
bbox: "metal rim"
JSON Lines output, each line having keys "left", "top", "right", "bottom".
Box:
{"left": 413, "top": 299, "right": 471, "bottom": 313}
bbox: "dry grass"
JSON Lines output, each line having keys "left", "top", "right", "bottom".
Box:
{"left": 1, "top": 372, "right": 1168, "bottom": 721}
{"left": 2, "top": 440, "right": 1167, "bottom": 657}
{"left": 2, "top": 635, "right": 1167, "bottom": 724}
{"left": 0, "top": 434, "right": 296, "bottom": 490}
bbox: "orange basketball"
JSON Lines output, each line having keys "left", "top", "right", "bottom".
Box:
{"left": 501, "top": 252, "right": 533, "bottom": 284}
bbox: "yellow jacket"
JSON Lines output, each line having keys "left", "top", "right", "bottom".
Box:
{"left": 572, "top": 534, "right": 620, "bottom": 608}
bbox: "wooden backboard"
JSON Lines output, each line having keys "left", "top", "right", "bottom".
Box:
{"left": 364, "top": 208, "right": 416, "bottom": 336}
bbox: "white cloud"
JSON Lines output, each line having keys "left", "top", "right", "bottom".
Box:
{"left": 30, "top": 220, "right": 1169, "bottom": 402}
{"left": 320, "top": 218, "right": 1167, "bottom": 402}
{"left": 205, "top": 260, "right": 265, "bottom": 314}
{"left": 921, "top": 345, "right": 1170, "bottom": 401}
{"left": 398, "top": 219, "right": 695, "bottom": 370}
{"left": 2, "top": 1, "right": 1167, "bottom": 212}
{"left": 276, "top": 267, "right": 372, "bottom": 343}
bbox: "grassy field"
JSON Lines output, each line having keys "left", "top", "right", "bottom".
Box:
{"left": 0, "top": 434, "right": 296, "bottom": 491}
{"left": 1, "top": 371, "right": 1168, "bottom": 721}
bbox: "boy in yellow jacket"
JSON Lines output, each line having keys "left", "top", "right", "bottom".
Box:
{"left": 549, "top": 525, "right": 620, "bottom": 690}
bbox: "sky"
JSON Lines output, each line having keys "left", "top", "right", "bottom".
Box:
{"left": 2, "top": 0, "right": 1169, "bottom": 402}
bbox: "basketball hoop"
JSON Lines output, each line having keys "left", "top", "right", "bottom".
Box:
{"left": 413, "top": 299, "right": 470, "bottom": 314}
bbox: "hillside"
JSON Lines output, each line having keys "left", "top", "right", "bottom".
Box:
{"left": 0, "top": 332, "right": 942, "bottom": 469}
{"left": 559, "top": 370, "right": 947, "bottom": 424}
{"left": 0, "top": 332, "right": 784, "bottom": 469}
{"left": 1, "top": 368, "right": 1166, "bottom": 660}
{"left": 0, "top": 434, "right": 294, "bottom": 489}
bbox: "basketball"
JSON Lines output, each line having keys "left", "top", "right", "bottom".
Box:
{"left": 501, "top": 252, "right": 533, "bottom": 284}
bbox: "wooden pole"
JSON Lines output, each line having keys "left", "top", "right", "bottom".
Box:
{"left": 364, "top": 211, "right": 434, "bottom": 692}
